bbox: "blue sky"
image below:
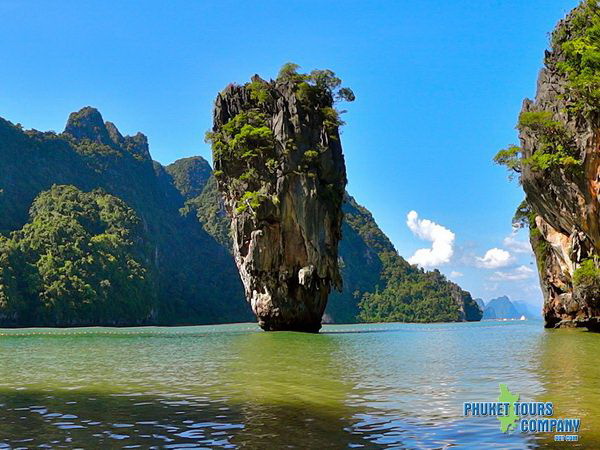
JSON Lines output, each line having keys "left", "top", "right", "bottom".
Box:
{"left": 0, "top": 0, "right": 581, "bottom": 307}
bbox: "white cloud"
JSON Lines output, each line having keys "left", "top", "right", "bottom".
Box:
{"left": 490, "top": 265, "right": 535, "bottom": 281}
{"left": 503, "top": 229, "right": 532, "bottom": 254}
{"left": 450, "top": 271, "right": 463, "bottom": 278}
{"left": 406, "top": 210, "right": 455, "bottom": 268}
{"left": 476, "top": 248, "right": 514, "bottom": 269}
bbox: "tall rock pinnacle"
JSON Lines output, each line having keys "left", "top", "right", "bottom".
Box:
{"left": 207, "top": 65, "right": 354, "bottom": 332}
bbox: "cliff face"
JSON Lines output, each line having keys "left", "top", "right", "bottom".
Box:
{"left": 209, "top": 73, "right": 348, "bottom": 331}
{"left": 452, "top": 285, "right": 483, "bottom": 322}
{"left": 514, "top": 2, "right": 600, "bottom": 330}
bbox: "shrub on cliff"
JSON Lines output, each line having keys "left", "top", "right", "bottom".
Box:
{"left": 494, "top": 110, "right": 580, "bottom": 175}
{"left": 552, "top": 0, "right": 600, "bottom": 115}
{"left": 573, "top": 259, "right": 600, "bottom": 291}
{"left": 572, "top": 259, "right": 600, "bottom": 309}
{"left": 206, "top": 63, "right": 355, "bottom": 219}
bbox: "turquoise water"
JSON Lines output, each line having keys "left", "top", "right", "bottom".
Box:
{"left": 0, "top": 321, "right": 598, "bottom": 448}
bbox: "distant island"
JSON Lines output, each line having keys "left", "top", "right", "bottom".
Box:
{"left": 476, "top": 296, "right": 540, "bottom": 321}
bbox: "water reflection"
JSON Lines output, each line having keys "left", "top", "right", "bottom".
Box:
{"left": 331, "top": 322, "right": 541, "bottom": 448}
{"left": 0, "top": 390, "right": 246, "bottom": 447}
{"left": 534, "top": 328, "right": 600, "bottom": 448}
{"left": 221, "top": 331, "right": 368, "bottom": 447}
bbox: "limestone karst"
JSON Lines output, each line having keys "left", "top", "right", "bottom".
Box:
{"left": 208, "top": 67, "right": 350, "bottom": 331}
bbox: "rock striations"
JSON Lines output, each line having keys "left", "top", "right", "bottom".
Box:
{"left": 207, "top": 68, "right": 351, "bottom": 331}
{"left": 497, "top": 1, "right": 600, "bottom": 330}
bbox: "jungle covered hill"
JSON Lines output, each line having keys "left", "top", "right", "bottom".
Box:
{"left": 0, "top": 107, "right": 481, "bottom": 326}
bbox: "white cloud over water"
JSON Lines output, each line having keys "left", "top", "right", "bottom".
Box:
{"left": 406, "top": 210, "right": 455, "bottom": 268}
{"left": 476, "top": 248, "right": 514, "bottom": 269}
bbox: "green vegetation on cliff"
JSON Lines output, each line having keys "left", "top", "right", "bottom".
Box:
{"left": 193, "top": 176, "right": 232, "bottom": 249}
{"left": 207, "top": 64, "right": 353, "bottom": 331}
{"left": 0, "top": 109, "right": 251, "bottom": 326}
{"left": 494, "top": 1, "right": 600, "bottom": 329}
{"left": 494, "top": 110, "right": 580, "bottom": 174}
{"left": 494, "top": 1, "right": 600, "bottom": 177}
{"left": 573, "top": 259, "right": 600, "bottom": 293}
{"left": 165, "top": 156, "right": 212, "bottom": 199}
{"left": 357, "top": 255, "right": 478, "bottom": 323}
{"left": 552, "top": 0, "right": 600, "bottom": 115}
{"left": 205, "top": 64, "right": 355, "bottom": 220}
{"left": 0, "top": 186, "right": 154, "bottom": 325}
{"left": 206, "top": 110, "right": 275, "bottom": 215}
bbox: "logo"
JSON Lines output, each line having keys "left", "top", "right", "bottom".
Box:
{"left": 498, "top": 383, "right": 519, "bottom": 432}
{"left": 463, "top": 384, "right": 581, "bottom": 442}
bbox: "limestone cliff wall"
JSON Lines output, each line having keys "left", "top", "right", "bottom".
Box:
{"left": 519, "top": 4, "right": 600, "bottom": 329}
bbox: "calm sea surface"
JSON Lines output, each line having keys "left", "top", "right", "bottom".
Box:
{"left": 0, "top": 321, "right": 598, "bottom": 448}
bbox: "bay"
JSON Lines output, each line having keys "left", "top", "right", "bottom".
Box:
{"left": 0, "top": 321, "right": 597, "bottom": 448}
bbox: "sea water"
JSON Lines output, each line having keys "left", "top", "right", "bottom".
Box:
{"left": 0, "top": 321, "right": 598, "bottom": 448}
